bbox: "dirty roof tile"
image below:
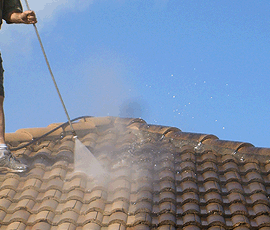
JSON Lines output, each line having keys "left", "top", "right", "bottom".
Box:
{"left": 229, "top": 202, "right": 248, "bottom": 215}
{"left": 231, "top": 214, "right": 250, "bottom": 227}
{"left": 183, "top": 226, "right": 201, "bottom": 230}
{"left": 0, "top": 116, "right": 269, "bottom": 229}
{"left": 248, "top": 182, "right": 266, "bottom": 194}
{"left": 200, "top": 161, "right": 218, "bottom": 173}
{"left": 206, "top": 203, "right": 224, "bottom": 215}
{"left": 222, "top": 161, "right": 239, "bottom": 172}
{"left": 226, "top": 181, "right": 244, "bottom": 193}
{"left": 158, "top": 212, "right": 176, "bottom": 226}
{"left": 207, "top": 213, "right": 225, "bottom": 226}
{"left": 253, "top": 203, "right": 270, "bottom": 216}
{"left": 224, "top": 171, "right": 241, "bottom": 182}
{"left": 202, "top": 171, "right": 219, "bottom": 182}
{"left": 182, "top": 202, "right": 200, "bottom": 214}
{"left": 255, "top": 214, "right": 270, "bottom": 227}
{"left": 250, "top": 193, "right": 269, "bottom": 205}
{"left": 182, "top": 213, "right": 201, "bottom": 226}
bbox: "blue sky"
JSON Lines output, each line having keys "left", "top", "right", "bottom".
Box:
{"left": 0, "top": 0, "right": 269, "bottom": 148}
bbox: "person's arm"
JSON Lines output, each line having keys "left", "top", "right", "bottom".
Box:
{"left": 5, "top": 10, "right": 37, "bottom": 24}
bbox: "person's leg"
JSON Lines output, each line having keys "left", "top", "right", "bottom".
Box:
{"left": 0, "top": 95, "right": 5, "bottom": 145}
{"left": 0, "top": 54, "right": 7, "bottom": 154}
{"left": 0, "top": 95, "right": 28, "bottom": 172}
{"left": 0, "top": 54, "right": 28, "bottom": 172}
{"left": 0, "top": 96, "right": 9, "bottom": 159}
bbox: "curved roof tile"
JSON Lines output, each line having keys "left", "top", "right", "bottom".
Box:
{"left": 0, "top": 116, "right": 269, "bottom": 229}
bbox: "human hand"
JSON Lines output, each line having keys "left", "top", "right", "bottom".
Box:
{"left": 20, "top": 10, "right": 37, "bottom": 24}
{"left": 8, "top": 10, "right": 37, "bottom": 24}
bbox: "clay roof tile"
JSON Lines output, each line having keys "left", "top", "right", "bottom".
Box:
{"left": 0, "top": 116, "right": 269, "bottom": 229}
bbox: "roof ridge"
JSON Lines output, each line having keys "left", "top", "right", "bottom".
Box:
{"left": 5, "top": 116, "right": 270, "bottom": 158}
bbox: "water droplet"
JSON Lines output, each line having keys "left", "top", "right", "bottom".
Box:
{"left": 160, "top": 135, "right": 165, "bottom": 141}
{"left": 194, "top": 142, "right": 202, "bottom": 150}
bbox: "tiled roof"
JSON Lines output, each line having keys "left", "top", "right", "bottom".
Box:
{"left": 2, "top": 116, "right": 270, "bottom": 229}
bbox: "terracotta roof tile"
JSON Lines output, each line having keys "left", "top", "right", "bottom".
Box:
{"left": 226, "top": 181, "right": 244, "bottom": 193}
{"left": 31, "top": 221, "right": 51, "bottom": 230}
{"left": 1, "top": 116, "right": 270, "bottom": 228}
{"left": 182, "top": 213, "right": 201, "bottom": 226}
{"left": 182, "top": 192, "right": 199, "bottom": 203}
{"left": 233, "top": 227, "right": 251, "bottom": 230}
{"left": 206, "top": 213, "right": 225, "bottom": 226}
{"left": 6, "top": 222, "right": 27, "bottom": 230}
{"left": 183, "top": 226, "right": 201, "bottom": 230}
{"left": 182, "top": 202, "right": 200, "bottom": 214}
{"left": 81, "top": 222, "right": 101, "bottom": 229}
{"left": 224, "top": 171, "right": 241, "bottom": 182}
{"left": 52, "top": 222, "right": 77, "bottom": 230}
{"left": 200, "top": 161, "right": 218, "bottom": 172}
{"left": 250, "top": 193, "right": 269, "bottom": 206}
{"left": 4, "top": 209, "right": 31, "bottom": 224}
{"left": 255, "top": 214, "right": 270, "bottom": 227}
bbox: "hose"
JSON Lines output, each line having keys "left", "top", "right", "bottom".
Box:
{"left": 24, "top": 0, "right": 77, "bottom": 136}
{"left": 10, "top": 116, "right": 92, "bottom": 151}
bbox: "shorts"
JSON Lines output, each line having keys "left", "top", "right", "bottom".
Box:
{"left": 0, "top": 53, "right": 4, "bottom": 97}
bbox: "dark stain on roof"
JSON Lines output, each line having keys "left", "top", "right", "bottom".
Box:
{"left": 1, "top": 116, "right": 270, "bottom": 229}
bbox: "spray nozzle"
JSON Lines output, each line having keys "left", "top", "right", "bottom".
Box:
{"left": 72, "top": 130, "right": 78, "bottom": 139}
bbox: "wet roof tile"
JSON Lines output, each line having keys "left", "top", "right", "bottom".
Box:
{"left": 1, "top": 116, "right": 270, "bottom": 228}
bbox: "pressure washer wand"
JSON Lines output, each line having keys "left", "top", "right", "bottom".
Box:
{"left": 24, "top": 0, "right": 76, "bottom": 137}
